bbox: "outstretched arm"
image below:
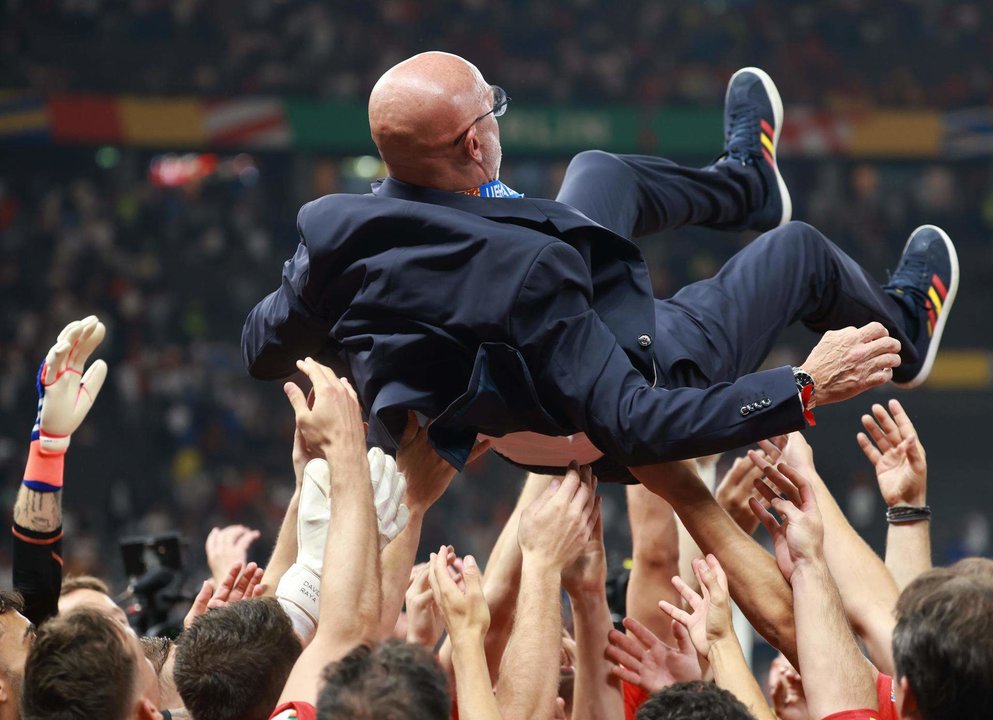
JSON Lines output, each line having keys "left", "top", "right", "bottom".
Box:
{"left": 630, "top": 461, "right": 798, "bottom": 667}
{"left": 277, "top": 358, "right": 381, "bottom": 705}
{"left": 495, "top": 464, "right": 597, "bottom": 720}
{"left": 561, "top": 502, "right": 622, "bottom": 720}
{"left": 660, "top": 555, "right": 775, "bottom": 720}
{"left": 751, "top": 461, "right": 878, "bottom": 720}
{"left": 857, "top": 399, "right": 931, "bottom": 590}
{"left": 15, "top": 316, "right": 107, "bottom": 625}
{"left": 755, "top": 432, "right": 899, "bottom": 675}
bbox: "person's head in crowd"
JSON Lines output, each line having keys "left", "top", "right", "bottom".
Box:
{"left": 140, "top": 637, "right": 182, "bottom": 712}
{"left": 892, "top": 570, "right": 993, "bottom": 719}
{"left": 949, "top": 556, "right": 993, "bottom": 578}
{"left": 58, "top": 574, "right": 129, "bottom": 629}
{"left": 368, "top": 52, "right": 504, "bottom": 190}
{"left": 316, "top": 639, "right": 450, "bottom": 720}
{"left": 174, "top": 598, "right": 300, "bottom": 720}
{"left": 636, "top": 681, "right": 755, "bottom": 720}
{"left": 0, "top": 591, "right": 33, "bottom": 720}
{"left": 22, "top": 607, "right": 160, "bottom": 720}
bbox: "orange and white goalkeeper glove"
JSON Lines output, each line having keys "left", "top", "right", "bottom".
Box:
{"left": 23, "top": 317, "right": 107, "bottom": 492}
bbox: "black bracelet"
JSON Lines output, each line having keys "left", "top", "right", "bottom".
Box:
{"left": 886, "top": 505, "right": 932, "bottom": 524}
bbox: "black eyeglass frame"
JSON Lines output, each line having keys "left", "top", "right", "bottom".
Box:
{"left": 451, "top": 85, "right": 511, "bottom": 146}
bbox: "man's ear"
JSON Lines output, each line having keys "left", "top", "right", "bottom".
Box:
{"left": 135, "top": 697, "right": 161, "bottom": 720}
{"left": 466, "top": 128, "right": 483, "bottom": 163}
{"left": 896, "top": 675, "right": 921, "bottom": 719}
{"left": 0, "top": 674, "right": 9, "bottom": 704}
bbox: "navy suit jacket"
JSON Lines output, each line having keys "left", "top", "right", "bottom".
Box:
{"left": 242, "top": 178, "right": 803, "bottom": 471}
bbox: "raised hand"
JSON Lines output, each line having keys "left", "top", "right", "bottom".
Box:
{"left": 747, "top": 457, "right": 825, "bottom": 582}
{"left": 428, "top": 545, "right": 490, "bottom": 645}
{"left": 184, "top": 561, "right": 266, "bottom": 628}
{"left": 800, "top": 322, "right": 902, "bottom": 406}
{"left": 606, "top": 617, "right": 701, "bottom": 693}
{"left": 396, "top": 412, "right": 490, "bottom": 513}
{"left": 34, "top": 316, "right": 108, "bottom": 454}
{"left": 715, "top": 449, "right": 779, "bottom": 535}
{"left": 205, "top": 525, "right": 261, "bottom": 586}
{"left": 561, "top": 498, "right": 606, "bottom": 597}
{"left": 283, "top": 357, "right": 366, "bottom": 467}
{"left": 368, "top": 447, "right": 410, "bottom": 549}
{"left": 518, "top": 463, "right": 598, "bottom": 573}
{"left": 405, "top": 562, "right": 444, "bottom": 649}
{"left": 857, "top": 399, "right": 927, "bottom": 507}
{"left": 659, "top": 555, "right": 734, "bottom": 660}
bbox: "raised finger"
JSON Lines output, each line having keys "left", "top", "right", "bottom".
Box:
{"left": 605, "top": 643, "right": 642, "bottom": 672}
{"left": 871, "top": 402, "right": 902, "bottom": 444}
{"left": 658, "top": 599, "right": 693, "bottom": 627}
{"left": 752, "top": 476, "right": 780, "bottom": 506}
{"left": 213, "top": 562, "right": 242, "bottom": 602}
{"left": 888, "top": 398, "right": 917, "bottom": 438}
{"left": 70, "top": 318, "right": 105, "bottom": 368}
{"left": 864, "top": 335, "right": 902, "bottom": 359}
{"left": 856, "top": 432, "right": 882, "bottom": 466}
{"left": 861, "top": 413, "right": 891, "bottom": 452}
{"left": 749, "top": 497, "right": 781, "bottom": 536}
{"left": 622, "top": 616, "right": 657, "bottom": 650}
{"left": 671, "top": 574, "right": 703, "bottom": 611}
{"left": 608, "top": 627, "right": 645, "bottom": 663}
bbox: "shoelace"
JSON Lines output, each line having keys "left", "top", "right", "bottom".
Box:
{"left": 883, "top": 252, "right": 930, "bottom": 306}
{"left": 725, "top": 110, "right": 761, "bottom": 165}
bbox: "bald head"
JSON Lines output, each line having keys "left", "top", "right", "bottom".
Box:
{"left": 369, "top": 52, "right": 501, "bottom": 189}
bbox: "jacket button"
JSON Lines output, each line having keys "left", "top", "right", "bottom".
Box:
{"left": 762, "top": 399, "right": 771, "bottom": 407}
{"left": 740, "top": 407, "right": 750, "bottom": 416}
{"left": 638, "top": 334, "right": 652, "bottom": 348}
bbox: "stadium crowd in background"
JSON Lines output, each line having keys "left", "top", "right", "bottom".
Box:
{"left": 4, "top": 0, "right": 993, "bottom": 107}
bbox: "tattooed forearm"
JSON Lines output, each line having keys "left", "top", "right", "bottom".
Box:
{"left": 13, "top": 486, "right": 62, "bottom": 532}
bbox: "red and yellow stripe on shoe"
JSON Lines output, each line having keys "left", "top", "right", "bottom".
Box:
{"left": 760, "top": 119, "right": 776, "bottom": 168}
{"left": 925, "top": 273, "right": 949, "bottom": 336}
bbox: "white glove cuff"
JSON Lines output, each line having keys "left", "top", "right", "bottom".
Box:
{"left": 278, "top": 598, "right": 317, "bottom": 646}
{"left": 38, "top": 432, "right": 70, "bottom": 455}
{"left": 276, "top": 563, "right": 321, "bottom": 637}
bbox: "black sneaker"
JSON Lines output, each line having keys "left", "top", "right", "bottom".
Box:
{"left": 885, "top": 225, "right": 959, "bottom": 388}
{"left": 719, "top": 67, "right": 791, "bottom": 230}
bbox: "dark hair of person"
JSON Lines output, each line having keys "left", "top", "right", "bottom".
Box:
{"left": 174, "top": 597, "right": 302, "bottom": 720}
{"left": 0, "top": 590, "right": 24, "bottom": 616}
{"left": 60, "top": 575, "right": 111, "bottom": 597}
{"left": 892, "top": 571, "right": 993, "bottom": 720}
{"left": 21, "top": 607, "right": 135, "bottom": 720}
{"left": 317, "top": 639, "right": 451, "bottom": 720}
{"left": 636, "top": 681, "right": 756, "bottom": 720}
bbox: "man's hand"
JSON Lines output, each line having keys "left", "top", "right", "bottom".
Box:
{"left": 768, "top": 653, "right": 810, "bottom": 720}
{"left": 561, "top": 501, "right": 607, "bottom": 597}
{"left": 518, "top": 463, "right": 598, "bottom": 573}
{"left": 205, "top": 525, "right": 261, "bottom": 586}
{"left": 428, "top": 545, "right": 490, "bottom": 646}
{"left": 405, "top": 562, "right": 445, "bottom": 649}
{"left": 800, "top": 322, "right": 901, "bottom": 406}
{"left": 291, "top": 394, "right": 320, "bottom": 491}
{"left": 857, "top": 399, "right": 927, "bottom": 507}
{"left": 606, "top": 617, "right": 701, "bottom": 694}
{"left": 747, "top": 458, "right": 825, "bottom": 582}
{"left": 715, "top": 455, "right": 772, "bottom": 536}
{"left": 284, "top": 358, "right": 366, "bottom": 468}
{"left": 396, "top": 412, "right": 490, "bottom": 513}
{"left": 184, "top": 561, "right": 266, "bottom": 628}
{"left": 659, "top": 555, "right": 734, "bottom": 660}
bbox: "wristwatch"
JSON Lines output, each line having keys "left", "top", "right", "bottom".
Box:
{"left": 792, "top": 367, "right": 816, "bottom": 425}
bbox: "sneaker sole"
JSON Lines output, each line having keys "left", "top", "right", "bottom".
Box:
{"left": 727, "top": 67, "right": 792, "bottom": 227}
{"left": 893, "top": 224, "right": 960, "bottom": 389}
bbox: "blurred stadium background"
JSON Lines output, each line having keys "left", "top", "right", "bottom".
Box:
{"left": 0, "top": 1, "right": 990, "bottom": 610}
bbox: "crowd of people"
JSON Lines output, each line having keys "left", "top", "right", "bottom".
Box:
{"left": 3, "top": 312, "right": 990, "bottom": 720}
{"left": 4, "top": 0, "right": 993, "bottom": 108}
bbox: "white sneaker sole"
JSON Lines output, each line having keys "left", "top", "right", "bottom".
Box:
{"left": 893, "top": 224, "right": 959, "bottom": 389}
{"left": 727, "top": 67, "right": 792, "bottom": 227}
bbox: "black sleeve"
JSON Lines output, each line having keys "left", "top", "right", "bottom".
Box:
{"left": 12, "top": 524, "right": 63, "bottom": 625}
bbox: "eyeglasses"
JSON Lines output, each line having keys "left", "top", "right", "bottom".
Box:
{"left": 452, "top": 85, "right": 511, "bottom": 146}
